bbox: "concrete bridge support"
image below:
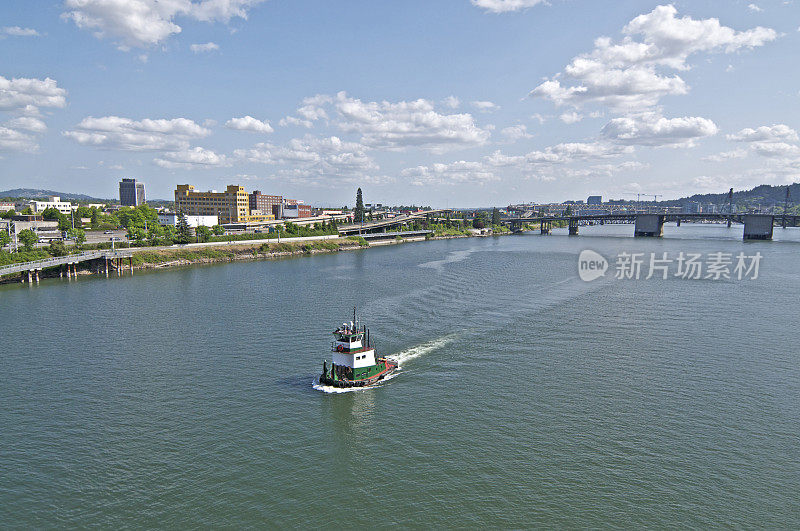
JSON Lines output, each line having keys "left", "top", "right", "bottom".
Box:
{"left": 540, "top": 221, "right": 551, "bottom": 235}
{"left": 634, "top": 215, "right": 664, "bottom": 237}
{"left": 568, "top": 219, "right": 579, "bottom": 236}
{"left": 743, "top": 214, "right": 774, "bottom": 241}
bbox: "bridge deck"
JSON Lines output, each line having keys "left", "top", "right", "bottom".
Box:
{"left": 0, "top": 250, "right": 133, "bottom": 277}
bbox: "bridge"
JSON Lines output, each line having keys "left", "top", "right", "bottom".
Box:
{"left": 505, "top": 213, "right": 800, "bottom": 240}
{"left": 0, "top": 250, "right": 134, "bottom": 283}
{"left": 337, "top": 209, "right": 451, "bottom": 236}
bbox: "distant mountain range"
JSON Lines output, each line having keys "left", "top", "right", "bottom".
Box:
{"left": 661, "top": 183, "right": 800, "bottom": 207}
{"left": 0, "top": 188, "right": 110, "bottom": 202}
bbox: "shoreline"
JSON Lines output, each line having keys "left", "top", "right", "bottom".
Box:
{"left": 0, "top": 231, "right": 512, "bottom": 284}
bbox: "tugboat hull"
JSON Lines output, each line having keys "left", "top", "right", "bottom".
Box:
{"left": 320, "top": 358, "right": 398, "bottom": 388}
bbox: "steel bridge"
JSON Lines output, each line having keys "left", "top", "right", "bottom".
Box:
{"left": 337, "top": 209, "right": 451, "bottom": 236}
{"left": 504, "top": 213, "right": 800, "bottom": 240}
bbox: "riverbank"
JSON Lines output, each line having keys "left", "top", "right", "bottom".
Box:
{"left": 0, "top": 231, "right": 516, "bottom": 284}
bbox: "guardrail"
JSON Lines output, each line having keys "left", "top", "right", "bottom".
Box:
{"left": 0, "top": 250, "right": 132, "bottom": 277}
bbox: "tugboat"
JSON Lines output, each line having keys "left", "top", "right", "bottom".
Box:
{"left": 319, "top": 308, "right": 397, "bottom": 388}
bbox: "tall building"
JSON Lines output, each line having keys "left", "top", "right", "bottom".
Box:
{"left": 587, "top": 195, "right": 602, "bottom": 205}
{"left": 249, "top": 191, "right": 283, "bottom": 219}
{"left": 119, "top": 178, "right": 146, "bottom": 206}
{"left": 174, "top": 184, "right": 250, "bottom": 224}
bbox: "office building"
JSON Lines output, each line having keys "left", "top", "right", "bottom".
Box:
{"left": 587, "top": 195, "right": 602, "bottom": 205}
{"left": 16, "top": 196, "right": 73, "bottom": 215}
{"left": 158, "top": 212, "right": 219, "bottom": 228}
{"left": 119, "top": 178, "right": 146, "bottom": 206}
{"left": 174, "top": 184, "right": 250, "bottom": 224}
{"left": 249, "top": 191, "right": 284, "bottom": 219}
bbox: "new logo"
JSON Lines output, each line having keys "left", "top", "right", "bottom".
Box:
{"left": 578, "top": 249, "right": 608, "bottom": 281}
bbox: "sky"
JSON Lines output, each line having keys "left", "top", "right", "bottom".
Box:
{"left": 1, "top": 0, "right": 799, "bottom": 206}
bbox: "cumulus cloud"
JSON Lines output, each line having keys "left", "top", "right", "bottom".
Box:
{"left": 62, "top": 0, "right": 266, "bottom": 49}
{"left": 225, "top": 115, "right": 274, "bottom": 133}
{"left": 2, "top": 26, "right": 40, "bottom": 37}
{"left": 727, "top": 124, "right": 798, "bottom": 143}
{"left": 530, "top": 5, "right": 776, "bottom": 110}
{"left": 747, "top": 4, "right": 762, "bottom": 12}
{"left": 64, "top": 116, "right": 210, "bottom": 151}
{"left": 235, "top": 135, "right": 379, "bottom": 182}
{"left": 500, "top": 124, "right": 532, "bottom": 142}
{"left": 471, "top": 100, "right": 500, "bottom": 112}
{"left": 442, "top": 96, "right": 460, "bottom": 109}
{"left": 190, "top": 41, "right": 219, "bottom": 53}
{"left": 401, "top": 160, "right": 498, "bottom": 186}
{"left": 559, "top": 111, "right": 583, "bottom": 124}
{"left": 471, "top": 0, "right": 547, "bottom": 13}
{"left": 601, "top": 113, "right": 718, "bottom": 147}
{"left": 155, "top": 146, "right": 228, "bottom": 168}
{"left": 333, "top": 92, "right": 491, "bottom": 150}
{"left": 0, "top": 75, "right": 67, "bottom": 153}
{"left": 703, "top": 148, "right": 748, "bottom": 162}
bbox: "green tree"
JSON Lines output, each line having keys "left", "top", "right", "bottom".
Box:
{"left": 0, "top": 229, "right": 10, "bottom": 248}
{"left": 211, "top": 224, "right": 225, "bottom": 236}
{"left": 195, "top": 225, "right": 212, "bottom": 243}
{"left": 491, "top": 208, "right": 501, "bottom": 226}
{"left": 1, "top": 209, "right": 15, "bottom": 219}
{"left": 21, "top": 206, "right": 33, "bottom": 215}
{"left": 354, "top": 188, "right": 365, "bottom": 223}
{"left": 66, "top": 228, "right": 86, "bottom": 249}
{"left": 176, "top": 212, "right": 192, "bottom": 244}
{"left": 18, "top": 229, "right": 38, "bottom": 251}
{"left": 90, "top": 209, "right": 100, "bottom": 228}
{"left": 48, "top": 240, "right": 68, "bottom": 257}
{"left": 127, "top": 227, "right": 147, "bottom": 243}
{"left": 472, "top": 211, "right": 489, "bottom": 229}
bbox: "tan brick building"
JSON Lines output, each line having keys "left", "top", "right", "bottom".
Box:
{"left": 174, "top": 184, "right": 250, "bottom": 224}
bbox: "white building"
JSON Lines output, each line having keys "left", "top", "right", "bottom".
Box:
{"left": 158, "top": 212, "right": 218, "bottom": 228}
{"left": 16, "top": 196, "right": 73, "bottom": 215}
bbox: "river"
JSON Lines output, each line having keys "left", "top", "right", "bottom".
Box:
{"left": 1, "top": 225, "right": 799, "bottom": 527}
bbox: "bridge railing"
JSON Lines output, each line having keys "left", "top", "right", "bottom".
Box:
{"left": 0, "top": 250, "right": 132, "bottom": 276}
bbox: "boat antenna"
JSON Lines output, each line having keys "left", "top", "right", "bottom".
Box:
{"left": 353, "top": 306, "right": 356, "bottom": 328}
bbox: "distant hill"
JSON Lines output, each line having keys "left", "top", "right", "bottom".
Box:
{"left": 0, "top": 188, "right": 111, "bottom": 202}
{"left": 662, "top": 183, "right": 800, "bottom": 208}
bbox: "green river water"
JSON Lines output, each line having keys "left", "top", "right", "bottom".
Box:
{"left": 1, "top": 225, "right": 799, "bottom": 527}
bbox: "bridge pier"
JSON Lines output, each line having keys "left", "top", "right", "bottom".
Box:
{"left": 676, "top": 218, "right": 681, "bottom": 227}
{"left": 105, "top": 258, "right": 109, "bottom": 277}
{"left": 27, "top": 270, "right": 32, "bottom": 283}
{"left": 727, "top": 216, "right": 732, "bottom": 228}
{"left": 634, "top": 215, "right": 664, "bottom": 237}
{"left": 568, "top": 219, "right": 579, "bottom": 236}
{"left": 743, "top": 214, "right": 774, "bottom": 241}
{"left": 34, "top": 269, "right": 40, "bottom": 283}
{"left": 540, "top": 221, "right": 551, "bottom": 235}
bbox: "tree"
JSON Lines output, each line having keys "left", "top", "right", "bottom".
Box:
{"left": 90, "top": 209, "right": 100, "bottom": 228}
{"left": 1, "top": 209, "right": 15, "bottom": 219}
{"left": 0, "top": 229, "right": 10, "bottom": 248}
{"left": 127, "top": 227, "right": 147, "bottom": 244}
{"left": 176, "top": 212, "right": 192, "bottom": 244}
{"left": 22, "top": 206, "right": 33, "bottom": 215}
{"left": 354, "top": 188, "right": 365, "bottom": 223}
{"left": 211, "top": 224, "right": 225, "bottom": 236}
{"left": 48, "top": 240, "right": 68, "bottom": 257}
{"left": 491, "top": 208, "right": 501, "bottom": 226}
{"left": 472, "top": 211, "right": 489, "bottom": 229}
{"left": 18, "top": 229, "right": 38, "bottom": 251}
{"left": 66, "top": 228, "right": 86, "bottom": 249}
{"left": 195, "top": 225, "right": 212, "bottom": 243}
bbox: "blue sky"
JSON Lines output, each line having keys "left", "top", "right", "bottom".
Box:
{"left": 1, "top": 1, "right": 799, "bottom": 206}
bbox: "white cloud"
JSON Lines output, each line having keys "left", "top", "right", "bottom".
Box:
{"left": 225, "top": 115, "right": 274, "bottom": 133}
{"left": 235, "top": 135, "right": 378, "bottom": 182}
{"left": 727, "top": 124, "right": 798, "bottom": 143}
{"left": 747, "top": 4, "right": 763, "bottom": 12}
{"left": 62, "top": 0, "right": 266, "bottom": 49}
{"left": 0, "top": 75, "right": 66, "bottom": 153}
{"left": 703, "top": 148, "right": 748, "bottom": 162}
{"left": 64, "top": 116, "right": 210, "bottom": 151}
{"left": 601, "top": 113, "right": 718, "bottom": 147}
{"left": 442, "top": 96, "right": 460, "bottom": 109}
{"left": 471, "top": 100, "right": 500, "bottom": 112}
{"left": 471, "top": 0, "right": 547, "bottom": 13}
{"left": 530, "top": 5, "right": 776, "bottom": 111}
{"left": 6, "top": 116, "right": 47, "bottom": 133}
{"left": 2, "top": 26, "right": 40, "bottom": 37}
{"left": 190, "top": 41, "right": 219, "bottom": 53}
{"left": 401, "top": 160, "right": 498, "bottom": 186}
{"left": 155, "top": 146, "right": 228, "bottom": 168}
{"left": 0, "top": 75, "right": 67, "bottom": 112}
{"left": 530, "top": 113, "right": 546, "bottom": 124}
{"left": 500, "top": 124, "right": 532, "bottom": 142}
{"left": 559, "top": 111, "right": 583, "bottom": 124}
{"left": 333, "top": 92, "right": 491, "bottom": 151}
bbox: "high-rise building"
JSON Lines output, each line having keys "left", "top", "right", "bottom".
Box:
{"left": 174, "top": 184, "right": 250, "bottom": 224}
{"left": 119, "top": 178, "right": 146, "bottom": 206}
{"left": 587, "top": 195, "right": 602, "bottom": 205}
{"left": 249, "top": 191, "right": 284, "bottom": 219}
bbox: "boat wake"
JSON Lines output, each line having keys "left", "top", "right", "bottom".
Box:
{"left": 385, "top": 334, "right": 457, "bottom": 367}
{"left": 312, "top": 334, "right": 457, "bottom": 393}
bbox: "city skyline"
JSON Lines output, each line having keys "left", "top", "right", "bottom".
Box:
{"left": 1, "top": 1, "right": 799, "bottom": 206}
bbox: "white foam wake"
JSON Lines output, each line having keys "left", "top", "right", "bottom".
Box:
{"left": 312, "top": 334, "right": 457, "bottom": 393}
{"left": 385, "top": 334, "right": 457, "bottom": 367}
